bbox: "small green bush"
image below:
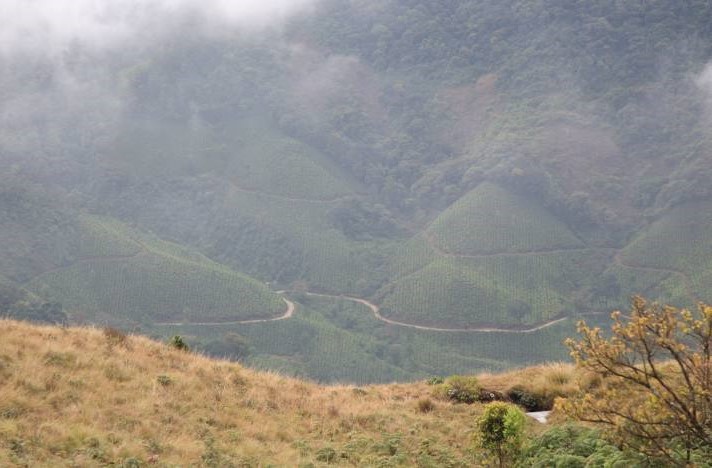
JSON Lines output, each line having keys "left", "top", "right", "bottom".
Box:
{"left": 0, "top": 405, "right": 25, "bottom": 419}
{"left": 315, "top": 447, "right": 337, "bottom": 463}
{"left": 478, "top": 389, "right": 506, "bottom": 403}
{"left": 476, "top": 402, "right": 526, "bottom": 467}
{"left": 168, "top": 335, "right": 189, "bottom": 351}
{"left": 122, "top": 458, "right": 141, "bottom": 468}
{"left": 426, "top": 376, "right": 444, "bottom": 385}
{"left": 157, "top": 375, "right": 172, "bottom": 386}
{"left": 9, "top": 438, "right": 25, "bottom": 458}
{"left": 434, "top": 375, "right": 481, "bottom": 404}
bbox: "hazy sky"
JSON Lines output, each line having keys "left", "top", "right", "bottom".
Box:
{"left": 0, "top": 0, "right": 316, "bottom": 55}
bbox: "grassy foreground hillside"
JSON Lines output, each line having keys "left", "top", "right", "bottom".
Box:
{"left": 0, "top": 319, "right": 598, "bottom": 466}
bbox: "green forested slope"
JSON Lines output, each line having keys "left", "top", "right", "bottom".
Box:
{"left": 24, "top": 217, "right": 284, "bottom": 325}
{"left": 378, "top": 250, "right": 613, "bottom": 327}
{"left": 618, "top": 201, "right": 712, "bottom": 303}
{"left": 222, "top": 118, "right": 358, "bottom": 200}
{"left": 3, "top": 0, "right": 712, "bottom": 383}
{"left": 426, "top": 183, "right": 584, "bottom": 255}
{"left": 0, "top": 182, "right": 80, "bottom": 284}
{"left": 113, "top": 117, "right": 357, "bottom": 201}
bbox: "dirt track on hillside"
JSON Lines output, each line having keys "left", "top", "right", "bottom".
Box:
{"left": 300, "top": 292, "right": 569, "bottom": 333}
{"left": 153, "top": 297, "right": 295, "bottom": 326}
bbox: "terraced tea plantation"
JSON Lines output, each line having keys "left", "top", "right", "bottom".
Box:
{"left": 221, "top": 188, "right": 395, "bottom": 296}
{"left": 113, "top": 116, "right": 356, "bottom": 200}
{"left": 378, "top": 249, "right": 613, "bottom": 327}
{"left": 25, "top": 217, "right": 283, "bottom": 325}
{"left": 222, "top": 118, "right": 357, "bottom": 201}
{"left": 619, "top": 201, "right": 712, "bottom": 303}
{"left": 426, "top": 183, "right": 584, "bottom": 255}
{"left": 372, "top": 184, "right": 617, "bottom": 328}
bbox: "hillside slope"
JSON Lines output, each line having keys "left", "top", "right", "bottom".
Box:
{"left": 425, "top": 183, "right": 584, "bottom": 255}
{"left": 24, "top": 216, "right": 285, "bottom": 325}
{"left": 3, "top": 0, "right": 712, "bottom": 385}
{"left": 376, "top": 184, "right": 612, "bottom": 327}
{"left": 0, "top": 319, "right": 488, "bottom": 466}
{"left": 0, "top": 193, "right": 284, "bottom": 327}
{"left": 618, "top": 200, "right": 712, "bottom": 304}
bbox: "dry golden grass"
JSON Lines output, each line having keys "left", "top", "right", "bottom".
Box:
{"left": 478, "top": 362, "right": 582, "bottom": 394}
{"left": 0, "top": 320, "right": 496, "bottom": 466}
{"left": 476, "top": 362, "right": 595, "bottom": 413}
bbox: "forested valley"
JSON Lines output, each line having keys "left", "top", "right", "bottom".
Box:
{"left": 2, "top": 0, "right": 712, "bottom": 383}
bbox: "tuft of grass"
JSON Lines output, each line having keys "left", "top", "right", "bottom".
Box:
{"left": 156, "top": 375, "right": 172, "bottom": 386}
{"left": 43, "top": 351, "right": 77, "bottom": 368}
{"left": 416, "top": 398, "right": 436, "bottom": 413}
{"left": 103, "top": 327, "right": 129, "bottom": 348}
{"left": 104, "top": 364, "right": 130, "bottom": 382}
{"left": 315, "top": 446, "right": 337, "bottom": 463}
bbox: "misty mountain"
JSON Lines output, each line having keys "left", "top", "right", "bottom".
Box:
{"left": 2, "top": 0, "right": 712, "bottom": 382}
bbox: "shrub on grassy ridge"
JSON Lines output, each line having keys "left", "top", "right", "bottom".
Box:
{"left": 168, "top": 335, "right": 189, "bottom": 351}
{"left": 433, "top": 375, "right": 481, "bottom": 404}
{"left": 506, "top": 386, "right": 547, "bottom": 412}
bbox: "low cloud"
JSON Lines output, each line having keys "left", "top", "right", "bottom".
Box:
{"left": 694, "top": 62, "right": 712, "bottom": 97}
{"left": 0, "top": 0, "right": 316, "bottom": 56}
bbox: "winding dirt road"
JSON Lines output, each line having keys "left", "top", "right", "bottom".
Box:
{"left": 300, "top": 292, "right": 569, "bottom": 333}
{"left": 155, "top": 291, "right": 568, "bottom": 333}
{"left": 154, "top": 297, "right": 295, "bottom": 326}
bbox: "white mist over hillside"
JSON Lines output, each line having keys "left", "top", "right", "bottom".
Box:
{"left": 696, "top": 62, "right": 712, "bottom": 100}
{"left": 0, "top": 0, "right": 316, "bottom": 56}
